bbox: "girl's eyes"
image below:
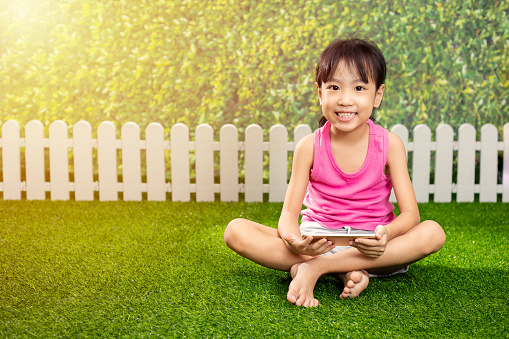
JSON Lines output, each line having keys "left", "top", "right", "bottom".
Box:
{"left": 327, "top": 85, "right": 366, "bottom": 91}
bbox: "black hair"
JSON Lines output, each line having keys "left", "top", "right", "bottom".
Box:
{"left": 315, "top": 38, "right": 386, "bottom": 127}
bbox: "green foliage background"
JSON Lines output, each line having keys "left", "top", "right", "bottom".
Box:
{"left": 1, "top": 0, "right": 508, "bottom": 133}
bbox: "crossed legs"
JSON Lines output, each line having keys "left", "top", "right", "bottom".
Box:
{"left": 224, "top": 219, "right": 445, "bottom": 307}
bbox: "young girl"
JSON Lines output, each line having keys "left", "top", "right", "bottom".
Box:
{"left": 224, "top": 38, "right": 446, "bottom": 308}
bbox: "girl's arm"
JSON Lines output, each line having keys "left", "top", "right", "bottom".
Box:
{"left": 278, "top": 134, "right": 335, "bottom": 256}
{"left": 384, "top": 132, "right": 421, "bottom": 240}
{"left": 351, "top": 132, "right": 420, "bottom": 257}
{"left": 278, "top": 134, "right": 314, "bottom": 237}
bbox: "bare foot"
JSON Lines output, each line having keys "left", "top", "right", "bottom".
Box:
{"left": 338, "top": 270, "right": 369, "bottom": 299}
{"left": 287, "top": 262, "right": 321, "bottom": 307}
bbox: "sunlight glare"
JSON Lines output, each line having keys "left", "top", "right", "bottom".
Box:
{"left": 6, "top": 0, "right": 50, "bottom": 21}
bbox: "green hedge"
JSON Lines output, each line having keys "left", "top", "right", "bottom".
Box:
{"left": 0, "top": 0, "right": 507, "bottom": 134}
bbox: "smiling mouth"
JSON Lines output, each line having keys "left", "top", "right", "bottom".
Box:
{"left": 335, "top": 112, "right": 357, "bottom": 119}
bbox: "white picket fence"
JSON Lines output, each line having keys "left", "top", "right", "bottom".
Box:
{"left": 1, "top": 120, "right": 508, "bottom": 203}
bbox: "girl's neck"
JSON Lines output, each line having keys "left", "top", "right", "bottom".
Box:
{"left": 330, "top": 121, "right": 370, "bottom": 145}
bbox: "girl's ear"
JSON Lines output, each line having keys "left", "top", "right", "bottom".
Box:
{"left": 373, "top": 84, "right": 385, "bottom": 108}
{"left": 316, "top": 82, "right": 322, "bottom": 105}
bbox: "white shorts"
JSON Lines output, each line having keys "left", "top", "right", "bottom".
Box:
{"left": 299, "top": 221, "right": 409, "bottom": 278}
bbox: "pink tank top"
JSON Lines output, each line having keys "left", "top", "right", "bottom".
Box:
{"left": 301, "top": 119, "right": 396, "bottom": 231}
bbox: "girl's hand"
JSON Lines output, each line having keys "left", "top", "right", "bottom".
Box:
{"left": 281, "top": 233, "right": 335, "bottom": 256}
{"left": 349, "top": 225, "right": 388, "bottom": 257}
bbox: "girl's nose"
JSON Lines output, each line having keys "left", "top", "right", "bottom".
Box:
{"left": 337, "top": 91, "right": 353, "bottom": 106}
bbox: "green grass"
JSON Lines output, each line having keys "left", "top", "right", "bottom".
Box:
{"left": 0, "top": 201, "right": 507, "bottom": 338}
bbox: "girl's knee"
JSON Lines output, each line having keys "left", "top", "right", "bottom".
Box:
{"left": 224, "top": 218, "right": 248, "bottom": 248}
{"left": 421, "top": 220, "right": 446, "bottom": 254}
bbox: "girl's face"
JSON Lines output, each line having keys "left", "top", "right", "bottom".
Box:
{"left": 317, "top": 61, "right": 384, "bottom": 135}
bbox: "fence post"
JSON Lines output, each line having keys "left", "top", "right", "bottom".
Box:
{"left": 73, "top": 121, "right": 94, "bottom": 201}
{"left": 269, "top": 124, "right": 288, "bottom": 202}
{"left": 195, "top": 124, "right": 214, "bottom": 202}
{"left": 98, "top": 121, "right": 118, "bottom": 201}
{"left": 2, "top": 120, "right": 21, "bottom": 200}
{"left": 457, "top": 124, "right": 476, "bottom": 202}
{"left": 220, "top": 124, "right": 239, "bottom": 202}
{"left": 244, "top": 124, "right": 263, "bottom": 202}
{"left": 146, "top": 123, "right": 166, "bottom": 201}
{"left": 480, "top": 124, "right": 498, "bottom": 202}
{"left": 49, "top": 121, "right": 70, "bottom": 201}
{"left": 434, "top": 124, "right": 454, "bottom": 202}
{"left": 122, "top": 122, "right": 142, "bottom": 201}
{"left": 170, "top": 123, "right": 190, "bottom": 202}
{"left": 412, "top": 124, "right": 431, "bottom": 203}
{"left": 25, "top": 120, "right": 45, "bottom": 200}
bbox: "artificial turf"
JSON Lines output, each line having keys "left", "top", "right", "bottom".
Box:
{"left": 0, "top": 200, "right": 507, "bottom": 338}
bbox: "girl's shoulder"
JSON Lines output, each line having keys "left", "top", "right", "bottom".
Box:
{"left": 388, "top": 131, "right": 404, "bottom": 148}
{"left": 295, "top": 133, "right": 314, "bottom": 155}
{"left": 387, "top": 131, "right": 406, "bottom": 163}
{"left": 293, "top": 133, "right": 315, "bottom": 168}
